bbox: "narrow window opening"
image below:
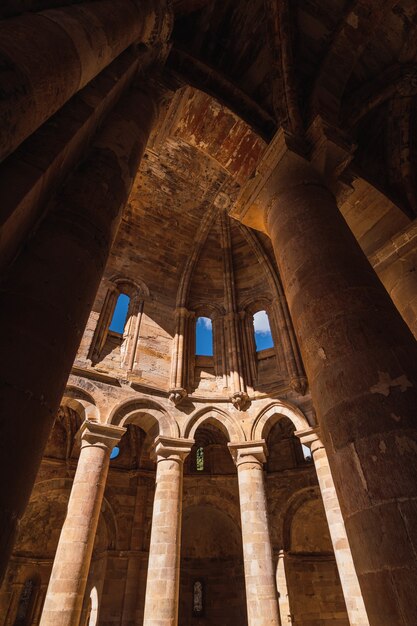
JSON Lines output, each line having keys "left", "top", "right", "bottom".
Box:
{"left": 196, "top": 447, "right": 204, "bottom": 471}
{"left": 109, "top": 293, "right": 130, "bottom": 334}
{"left": 196, "top": 317, "right": 213, "bottom": 356}
{"left": 302, "top": 444, "right": 312, "bottom": 462}
{"left": 14, "top": 579, "right": 36, "bottom": 625}
{"left": 110, "top": 446, "right": 120, "bottom": 461}
{"left": 253, "top": 310, "right": 274, "bottom": 351}
{"left": 193, "top": 580, "right": 204, "bottom": 616}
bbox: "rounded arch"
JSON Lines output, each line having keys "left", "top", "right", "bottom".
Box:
{"left": 251, "top": 400, "right": 312, "bottom": 441}
{"left": 183, "top": 406, "right": 245, "bottom": 443}
{"left": 107, "top": 398, "right": 179, "bottom": 438}
{"left": 193, "top": 302, "right": 226, "bottom": 322}
{"left": 281, "top": 486, "right": 330, "bottom": 554}
{"left": 108, "top": 274, "right": 150, "bottom": 299}
{"left": 62, "top": 386, "right": 100, "bottom": 423}
{"left": 240, "top": 296, "right": 274, "bottom": 316}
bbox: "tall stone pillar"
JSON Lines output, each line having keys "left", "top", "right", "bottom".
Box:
{"left": 143, "top": 437, "right": 193, "bottom": 626}
{"left": 276, "top": 550, "right": 292, "bottom": 626}
{"left": 229, "top": 442, "right": 280, "bottom": 626}
{"left": 297, "top": 428, "right": 369, "bottom": 626}
{"left": 40, "top": 420, "right": 125, "bottom": 626}
{"left": 370, "top": 220, "right": 417, "bottom": 339}
{"left": 232, "top": 128, "right": 417, "bottom": 624}
{"left": 0, "top": 86, "right": 158, "bottom": 582}
{"left": 0, "top": 0, "right": 171, "bottom": 161}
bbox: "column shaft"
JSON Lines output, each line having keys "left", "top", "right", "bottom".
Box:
{"left": 265, "top": 142, "right": 417, "bottom": 624}
{"left": 143, "top": 437, "right": 192, "bottom": 626}
{"left": 276, "top": 551, "right": 292, "bottom": 626}
{"left": 299, "top": 430, "right": 369, "bottom": 626}
{"left": 0, "top": 87, "right": 158, "bottom": 582}
{"left": 232, "top": 443, "right": 280, "bottom": 626}
{"left": 40, "top": 421, "right": 124, "bottom": 626}
{"left": 0, "top": 0, "right": 169, "bottom": 161}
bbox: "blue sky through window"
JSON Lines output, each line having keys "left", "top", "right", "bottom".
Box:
{"left": 109, "top": 293, "right": 130, "bottom": 333}
{"left": 110, "top": 446, "right": 120, "bottom": 460}
{"left": 196, "top": 317, "right": 213, "bottom": 356}
{"left": 253, "top": 310, "right": 274, "bottom": 351}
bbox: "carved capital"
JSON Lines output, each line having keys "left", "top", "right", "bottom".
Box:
{"left": 294, "top": 426, "right": 323, "bottom": 454}
{"left": 168, "top": 387, "right": 188, "bottom": 405}
{"left": 230, "top": 128, "right": 307, "bottom": 232}
{"left": 306, "top": 115, "right": 356, "bottom": 192}
{"left": 80, "top": 420, "right": 126, "bottom": 451}
{"left": 152, "top": 436, "right": 194, "bottom": 463}
{"left": 228, "top": 440, "right": 267, "bottom": 467}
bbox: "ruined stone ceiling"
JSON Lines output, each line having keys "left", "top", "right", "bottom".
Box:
{"left": 169, "top": 0, "right": 417, "bottom": 215}
{"left": 109, "top": 87, "right": 280, "bottom": 306}
{"left": 109, "top": 0, "right": 417, "bottom": 303}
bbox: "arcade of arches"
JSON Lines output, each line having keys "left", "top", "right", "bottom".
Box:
{"left": 1, "top": 1, "right": 417, "bottom": 625}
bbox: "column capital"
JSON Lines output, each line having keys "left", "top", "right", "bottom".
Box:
{"left": 228, "top": 440, "right": 267, "bottom": 467}
{"left": 152, "top": 436, "right": 194, "bottom": 463}
{"left": 295, "top": 426, "right": 325, "bottom": 454}
{"left": 80, "top": 420, "right": 125, "bottom": 450}
{"left": 230, "top": 121, "right": 355, "bottom": 233}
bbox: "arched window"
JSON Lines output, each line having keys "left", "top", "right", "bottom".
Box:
{"left": 14, "top": 578, "right": 38, "bottom": 626}
{"left": 253, "top": 310, "right": 274, "bottom": 351}
{"left": 109, "top": 293, "right": 130, "bottom": 334}
{"left": 196, "top": 446, "right": 204, "bottom": 471}
{"left": 196, "top": 316, "right": 213, "bottom": 356}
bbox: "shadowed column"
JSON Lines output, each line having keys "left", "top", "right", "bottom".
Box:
{"left": 39, "top": 420, "right": 125, "bottom": 626}
{"left": 0, "top": 0, "right": 171, "bottom": 161}
{"left": 230, "top": 441, "right": 280, "bottom": 626}
{"left": 143, "top": 437, "right": 193, "bottom": 626}
{"left": 0, "top": 86, "right": 158, "bottom": 582}
{"left": 255, "top": 130, "right": 417, "bottom": 625}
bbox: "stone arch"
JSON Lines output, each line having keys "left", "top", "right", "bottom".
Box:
{"left": 108, "top": 274, "right": 150, "bottom": 299}
{"left": 183, "top": 406, "right": 245, "bottom": 443}
{"left": 27, "top": 479, "right": 119, "bottom": 553}
{"left": 281, "top": 486, "right": 324, "bottom": 553}
{"left": 251, "top": 400, "right": 312, "bottom": 441}
{"left": 107, "top": 398, "right": 179, "bottom": 438}
{"left": 62, "top": 386, "right": 100, "bottom": 423}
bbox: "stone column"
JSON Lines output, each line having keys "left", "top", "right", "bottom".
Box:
{"left": 232, "top": 128, "right": 417, "bottom": 625}
{"left": 0, "top": 0, "right": 171, "bottom": 161}
{"left": 276, "top": 550, "right": 292, "bottom": 626}
{"left": 39, "top": 420, "right": 125, "bottom": 626}
{"left": 143, "top": 437, "right": 193, "bottom": 626}
{"left": 370, "top": 220, "right": 417, "bottom": 339}
{"left": 297, "top": 428, "right": 369, "bottom": 626}
{"left": 0, "top": 86, "right": 158, "bottom": 582}
{"left": 229, "top": 441, "right": 280, "bottom": 626}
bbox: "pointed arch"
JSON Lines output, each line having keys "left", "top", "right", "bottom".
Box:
{"left": 251, "top": 400, "right": 312, "bottom": 441}
{"left": 183, "top": 406, "right": 245, "bottom": 443}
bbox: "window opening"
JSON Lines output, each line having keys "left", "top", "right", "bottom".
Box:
{"left": 196, "top": 447, "right": 204, "bottom": 471}
{"left": 193, "top": 580, "right": 204, "bottom": 616}
{"left": 14, "top": 579, "right": 35, "bottom": 625}
{"left": 253, "top": 310, "right": 274, "bottom": 351}
{"left": 196, "top": 316, "right": 213, "bottom": 356}
{"left": 110, "top": 446, "right": 120, "bottom": 460}
{"left": 109, "top": 293, "right": 130, "bottom": 334}
{"left": 302, "top": 444, "right": 312, "bottom": 462}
